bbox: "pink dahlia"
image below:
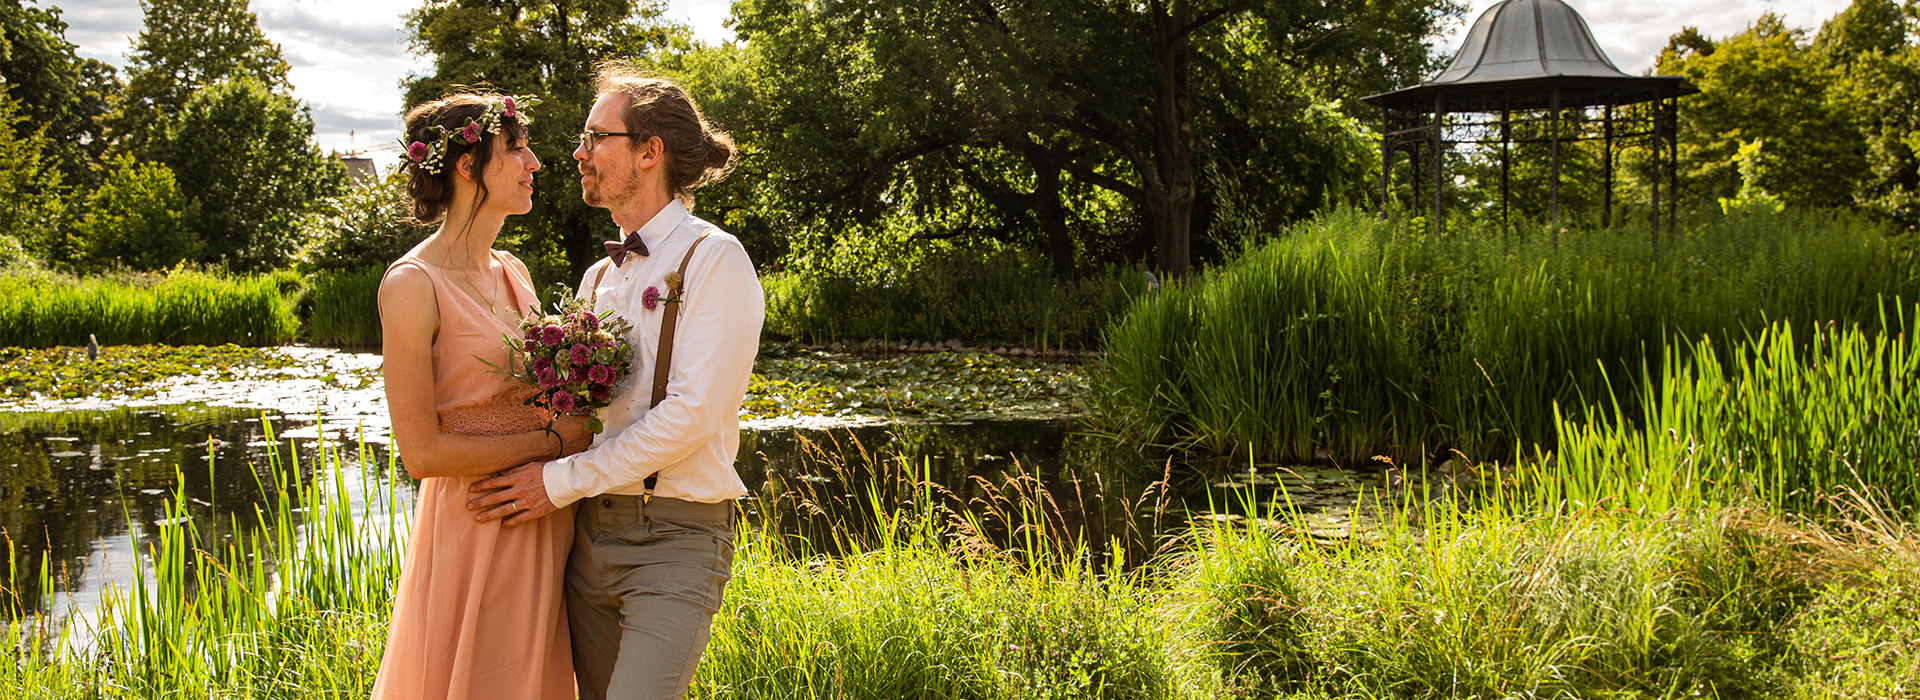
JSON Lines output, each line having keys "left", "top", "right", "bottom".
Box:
{"left": 461, "top": 120, "right": 482, "bottom": 143}
{"left": 407, "top": 141, "right": 429, "bottom": 162}
{"left": 642, "top": 286, "right": 661, "bottom": 311}
{"left": 551, "top": 391, "right": 575, "bottom": 413}
{"left": 588, "top": 364, "right": 613, "bottom": 385}
{"left": 541, "top": 325, "right": 564, "bottom": 346}
{"left": 570, "top": 343, "right": 593, "bottom": 365}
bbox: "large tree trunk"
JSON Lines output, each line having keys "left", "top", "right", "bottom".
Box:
{"left": 1025, "top": 147, "right": 1075, "bottom": 278}
{"left": 1148, "top": 1, "right": 1197, "bottom": 278}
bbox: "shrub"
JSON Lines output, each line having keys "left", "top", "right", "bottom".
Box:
{"left": 73, "top": 154, "right": 201, "bottom": 272}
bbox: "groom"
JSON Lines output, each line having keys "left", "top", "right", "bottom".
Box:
{"left": 467, "top": 66, "right": 763, "bottom": 700}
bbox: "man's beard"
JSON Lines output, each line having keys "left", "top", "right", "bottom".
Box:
{"left": 579, "top": 165, "right": 639, "bottom": 208}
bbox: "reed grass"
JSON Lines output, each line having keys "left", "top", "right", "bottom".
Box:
{"left": 0, "top": 269, "right": 299, "bottom": 347}
{"left": 305, "top": 267, "right": 385, "bottom": 347}
{"left": 1543, "top": 303, "right": 1920, "bottom": 515}
{"left": 6, "top": 395, "right": 1920, "bottom": 697}
{"left": 1094, "top": 207, "right": 1918, "bottom": 464}
{"left": 762, "top": 254, "right": 1147, "bottom": 349}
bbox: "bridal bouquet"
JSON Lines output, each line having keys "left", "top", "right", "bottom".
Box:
{"left": 491, "top": 297, "right": 634, "bottom": 433}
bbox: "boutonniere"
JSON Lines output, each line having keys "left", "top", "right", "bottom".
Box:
{"left": 640, "top": 271, "right": 686, "bottom": 311}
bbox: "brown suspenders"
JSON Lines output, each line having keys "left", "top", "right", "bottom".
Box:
{"left": 587, "top": 230, "right": 713, "bottom": 409}
{"left": 587, "top": 231, "right": 713, "bottom": 494}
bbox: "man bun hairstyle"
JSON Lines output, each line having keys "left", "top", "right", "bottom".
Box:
{"left": 593, "top": 64, "right": 735, "bottom": 204}
{"left": 400, "top": 89, "right": 531, "bottom": 224}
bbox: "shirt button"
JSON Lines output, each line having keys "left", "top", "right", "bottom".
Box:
{"left": 601, "top": 498, "right": 614, "bottom": 508}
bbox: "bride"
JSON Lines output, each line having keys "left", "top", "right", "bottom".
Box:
{"left": 371, "top": 91, "right": 588, "bottom": 700}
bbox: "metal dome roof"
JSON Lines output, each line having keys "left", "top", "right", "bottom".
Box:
{"left": 1363, "top": 0, "right": 1696, "bottom": 112}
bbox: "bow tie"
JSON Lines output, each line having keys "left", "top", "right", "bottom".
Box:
{"left": 603, "top": 232, "right": 649, "bottom": 267}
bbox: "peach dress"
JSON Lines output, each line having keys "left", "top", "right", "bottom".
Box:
{"left": 372, "top": 250, "right": 576, "bottom": 700}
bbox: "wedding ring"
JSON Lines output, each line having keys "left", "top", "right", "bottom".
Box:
{"left": 510, "top": 501, "right": 520, "bottom": 514}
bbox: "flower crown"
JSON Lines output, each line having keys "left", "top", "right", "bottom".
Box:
{"left": 403, "top": 94, "right": 542, "bottom": 175}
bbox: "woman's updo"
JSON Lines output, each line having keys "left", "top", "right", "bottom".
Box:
{"left": 400, "top": 90, "right": 531, "bottom": 224}
{"left": 592, "top": 65, "right": 735, "bottom": 204}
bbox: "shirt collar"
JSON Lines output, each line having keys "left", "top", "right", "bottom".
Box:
{"left": 628, "top": 199, "right": 689, "bottom": 252}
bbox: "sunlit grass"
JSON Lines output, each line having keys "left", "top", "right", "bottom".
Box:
{"left": 1094, "top": 207, "right": 1918, "bottom": 464}
{"left": 7, "top": 317, "right": 1920, "bottom": 698}
{"left": 0, "top": 269, "right": 299, "bottom": 348}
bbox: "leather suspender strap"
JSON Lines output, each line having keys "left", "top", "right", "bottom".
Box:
{"left": 651, "top": 231, "right": 712, "bottom": 409}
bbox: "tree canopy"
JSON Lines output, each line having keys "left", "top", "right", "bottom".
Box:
{"left": 402, "top": 0, "right": 688, "bottom": 283}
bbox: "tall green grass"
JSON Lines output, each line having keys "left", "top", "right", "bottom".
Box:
{"left": 0, "top": 269, "right": 299, "bottom": 347}
{"left": 1095, "top": 207, "right": 1918, "bottom": 463}
{"left": 8, "top": 366, "right": 1920, "bottom": 697}
{"left": 305, "top": 267, "right": 384, "bottom": 347}
{"left": 1544, "top": 304, "right": 1920, "bottom": 515}
{"left": 763, "top": 254, "right": 1147, "bottom": 349}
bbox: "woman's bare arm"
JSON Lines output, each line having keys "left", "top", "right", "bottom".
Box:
{"left": 380, "top": 264, "right": 591, "bottom": 479}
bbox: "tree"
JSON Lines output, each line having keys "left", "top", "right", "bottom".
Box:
{"left": 0, "top": 1, "right": 118, "bottom": 187}
{"left": 74, "top": 154, "right": 200, "bottom": 271}
{"left": 403, "top": 0, "right": 686, "bottom": 283}
{"left": 107, "top": 0, "right": 290, "bottom": 158}
{"left": 158, "top": 77, "right": 345, "bottom": 272}
{"left": 0, "top": 91, "right": 67, "bottom": 261}
{"left": 726, "top": 0, "right": 1454, "bottom": 276}
{"left": 1659, "top": 15, "right": 1866, "bottom": 209}
{"left": 301, "top": 171, "right": 428, "bottom": 274}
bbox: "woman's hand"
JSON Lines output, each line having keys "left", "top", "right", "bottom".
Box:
{"left": 553, "top": 416, "right": 595, "bottom": 457}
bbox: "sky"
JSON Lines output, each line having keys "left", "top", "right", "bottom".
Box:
{"left": 47, "top": 0, "right": 1856, "bottom": 173}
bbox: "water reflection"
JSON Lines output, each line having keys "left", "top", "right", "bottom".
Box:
{"left": 4, "top": 408, "right": 1183, "bottom": 619}
{"left": 0, "top": 406, "right": 391, "bottom": 621}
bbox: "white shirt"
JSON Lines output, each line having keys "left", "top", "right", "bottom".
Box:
{"left": 541, "top": 200, "right": 765, "bottom": 506}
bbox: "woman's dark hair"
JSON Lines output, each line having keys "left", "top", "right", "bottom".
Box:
{"left": 593, "top": 64, "right": 735, "bottom": 204}
{"left": 400, "top": 90, "right": 530, "bottom": 224}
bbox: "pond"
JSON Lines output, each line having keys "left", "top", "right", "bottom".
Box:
{"left": 0, "top": 347, "right": 1435, "bottom": 622}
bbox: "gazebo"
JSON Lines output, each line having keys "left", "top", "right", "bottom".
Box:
{"left": 1362, "top": 0, "right": 1698, "bottom": 237}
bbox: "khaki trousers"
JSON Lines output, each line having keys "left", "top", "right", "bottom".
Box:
{"left": 566, "top": 494, "right": 735, "bottom": 700}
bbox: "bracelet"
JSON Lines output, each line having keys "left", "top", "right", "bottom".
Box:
{"left": 543, "top": 426, "right": 564, "bottom": 459}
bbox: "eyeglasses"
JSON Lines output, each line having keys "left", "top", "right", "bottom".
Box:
{"left": 574, "top": 130, "right": 638, "bottom": 152}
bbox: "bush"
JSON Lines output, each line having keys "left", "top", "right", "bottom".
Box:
{"left": 1093, "top": 207, "right": 1919, "bottom": 463}
{"left": 763, "top": 251, "right": 1146, "bottom": 349}
{"left": 301, "top": 171, "right": 427, "bottom": 275}
{"left": 73, "top": 154, "right": 201, "bottom": 271}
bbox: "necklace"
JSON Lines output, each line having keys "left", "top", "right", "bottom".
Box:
{"left": 465, "top": 264, "right": 502, "bottom": 314}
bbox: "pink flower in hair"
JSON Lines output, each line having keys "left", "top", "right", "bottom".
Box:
{"left": 502, "top": 96, "right": 518, "bottom": 118}
{"left": 462, "top": 120, "right": 482, "bottom": 143}
{"left": 407, "top": 141, "right": 429, "bottom": 162}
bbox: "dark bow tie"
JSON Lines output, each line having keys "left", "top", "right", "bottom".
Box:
{"left": 603, "top": 232, "right": 649, "bottom": 266}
